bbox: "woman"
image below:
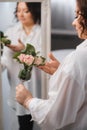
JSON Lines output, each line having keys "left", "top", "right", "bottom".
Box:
{"left": 1, "top": 2, "right": 41, "bottom": 130}
{"left": 16, "top": 0, "right": 87, "bottom": 130}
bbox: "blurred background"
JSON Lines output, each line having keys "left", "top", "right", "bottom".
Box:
{"left": 51, "top": 0, "right": 83, "bottom": 50}
{"left": 0, "top": 1, "right": 83, "bottom": 130}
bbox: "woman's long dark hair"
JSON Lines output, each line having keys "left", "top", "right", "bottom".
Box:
{"left": 14, "top": 2, "right": 41, "bottom": 24}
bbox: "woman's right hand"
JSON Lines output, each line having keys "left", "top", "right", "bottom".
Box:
{"left": 6, "top": 39, "right": 25, "bottom": 52}
{"left": 16, "top": 84, "right": 33, "bottom": 109}
{"left": 38, "top": 52, "right": 60, "bottom": 75}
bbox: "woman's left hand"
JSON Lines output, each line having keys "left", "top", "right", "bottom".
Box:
{"left": 38, "top": 52, "right": 60, "bottom": 75}
{"left": 7, "top": 39, "right": 25, "bottom": 52}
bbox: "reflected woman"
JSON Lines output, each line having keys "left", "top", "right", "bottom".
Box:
{"left": 1, "top": 2, "right": 41, "bottom": 130}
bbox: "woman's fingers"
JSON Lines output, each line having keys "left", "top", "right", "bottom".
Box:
{"left": 39, "top": 64, "right": 55, "bottom": 75}
{"left": 48, "top": 52, "right": 57, "bottom": 61}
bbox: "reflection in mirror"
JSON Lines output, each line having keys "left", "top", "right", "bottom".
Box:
{"left": 0, "top": 1, "right": 51, "bottom": 130}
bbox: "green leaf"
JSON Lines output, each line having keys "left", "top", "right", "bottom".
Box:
{"left": 18, "top": 69, "right": 27, "bottom": 80}
{"left": 13, "top": 52, "right": 21, "bottom": 59}
{"left": 25, "top": 70, "right": 31, "bottom": 80}
{"left": 18, "top": 68, "right": 32, "bottom": 81}
{"left": 0, "top": 31, "right": 4, "bottom": 38}
{"left": 0, "top": 31, "right": 11, "bottom": 45}
{"left": 23, "top": 43, "right": 36, "bottom": 56}
{"left": 1, "top": 38, "right": 11, "bottom": 45}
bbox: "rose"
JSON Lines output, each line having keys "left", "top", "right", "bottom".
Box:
{"left": 18, "top": 54, "right": 34, "bottom": 65}
{"left": 34, "top": 56, "right": 45, "bottom": 66}
{"left": 18, "top": 54, "right": 45, "bottom": 66}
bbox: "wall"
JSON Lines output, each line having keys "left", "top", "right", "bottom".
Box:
{"left": 51, "top": 34, "right": 83, "bottom": 50}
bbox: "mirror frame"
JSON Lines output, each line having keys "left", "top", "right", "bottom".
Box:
{"left": 0, "top": 0, "right": 51, "bottom": 129}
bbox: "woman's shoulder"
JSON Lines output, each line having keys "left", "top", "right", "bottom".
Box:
{"left": 60, "top": 49, "right": 87, "bottom": 81}
{"left": 33, "top": 24, "right": 41, "bottom": 32}
{"left": 64, "top": 48, "right": 87, "bottom": 68}
{"left": 75, "top": 48, "right": 87, "bottom": 66}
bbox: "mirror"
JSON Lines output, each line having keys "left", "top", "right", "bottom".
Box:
{"left": 0, "top": 0, "right": 51, "bottom": 130}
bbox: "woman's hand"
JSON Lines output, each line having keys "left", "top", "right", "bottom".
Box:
{"left": 38, "top": 52, "right": 60, "bottom": 75}
{"left": 16, "top": 84, "right": 33, "bottom": 108}
{"left": 7, "top": 39, "right": 25, "bottom": 52}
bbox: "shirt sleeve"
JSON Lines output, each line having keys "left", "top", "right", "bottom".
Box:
{"left": 1, "top": 45, "right": 14, "bottom": 71}
{"left": 27, "top": 97, "right": 56, "bottom": 124}
{"left": 27, "top": 70, "right": 85, "bottom": 128}
{"left": 43, "top": 72, "right": 85, "bottom": 129}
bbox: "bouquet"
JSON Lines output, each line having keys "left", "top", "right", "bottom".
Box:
{"left": 13, "top": 43, "right": 46, "bottom": 81}
{"left": 0, "top": 31, "right": 11, "bottom": 45}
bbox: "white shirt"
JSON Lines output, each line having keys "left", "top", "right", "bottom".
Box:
{"left": 28, "top": 40, "right": 87, "bottom": 130}
{"left": 1, "top": 22, "right": 41, "bottom": 115}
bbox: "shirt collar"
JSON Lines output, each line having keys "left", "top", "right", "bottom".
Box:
{"left": 76, "top": 39, "right": 87, "bottom": 49}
